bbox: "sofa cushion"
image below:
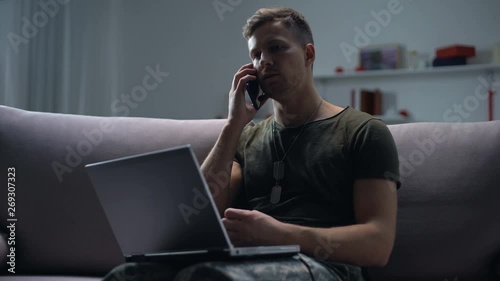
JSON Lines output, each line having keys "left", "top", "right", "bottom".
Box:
{"left": 368, "top": 121, "right": 500, "bottom": 281}
{"left": 0, "top": 106, "right": 227, "bottom": 276}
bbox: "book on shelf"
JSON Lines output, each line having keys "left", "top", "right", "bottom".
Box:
{"left": 358, "top": 88, "right": 383, "bottom": 116}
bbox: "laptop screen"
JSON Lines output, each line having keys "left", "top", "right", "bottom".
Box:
{"left": 86, "top": 145, "right": 230, "bottom": 256}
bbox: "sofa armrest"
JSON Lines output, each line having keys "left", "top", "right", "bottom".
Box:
{"left": 0, "top": 105, "right": 228, "bottom": 276}
{"left": 0, "top": 231, "right": 7, "bottom": 270}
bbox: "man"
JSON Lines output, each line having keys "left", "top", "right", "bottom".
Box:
{"left": 103, "top": 7, "right": 400, "bottom": 281}
{"left": 200, "top": 6, "right": 400, "bottom": 280}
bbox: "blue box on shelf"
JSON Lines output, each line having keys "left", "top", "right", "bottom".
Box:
{"left": 432, "top": 56, "right": 467, "bottom": 67}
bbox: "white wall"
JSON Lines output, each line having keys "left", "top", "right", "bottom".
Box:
{"left": 2, "top": 0, "right": 500, "bottom": 121}
{"left": 115, "top": 0, "right": 500, "bottom": 121}
{"left": 306, "top": 0, "right": 500, "bottom": 122}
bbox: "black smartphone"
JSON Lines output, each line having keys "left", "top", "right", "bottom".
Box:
{"left": 246, "top": 79, "right": 265, "bottom": 110}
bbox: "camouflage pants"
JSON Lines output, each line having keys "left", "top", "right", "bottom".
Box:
{"left": 102, "top": 253, "right": 365, "bottom": 281}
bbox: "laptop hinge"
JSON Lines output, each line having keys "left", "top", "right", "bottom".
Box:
{"left": 125, "top": 253, "right": 146, "bottom": 263}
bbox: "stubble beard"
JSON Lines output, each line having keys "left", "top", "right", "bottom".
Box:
{"left": 263, "top": 71, "right": 305, "bottom": 101}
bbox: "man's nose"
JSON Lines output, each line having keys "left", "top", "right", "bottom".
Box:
{"left": 259, "top": 53, "right": 273, "bottom": 68}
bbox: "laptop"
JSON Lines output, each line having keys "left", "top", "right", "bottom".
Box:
{"left": 85, "top": 144, "right": 299, "bottom": 265}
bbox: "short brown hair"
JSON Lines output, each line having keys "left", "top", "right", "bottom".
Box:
{"left": 242, "top": 7, "right": 314, "bottom": 46}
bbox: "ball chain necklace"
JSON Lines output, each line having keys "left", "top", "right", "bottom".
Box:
{"left": 270, "top": 98, "right": 323, "bottom": 204}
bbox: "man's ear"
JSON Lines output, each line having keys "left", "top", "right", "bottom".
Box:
{"left": 304, "top": 43, "right": 315, "bottom": 68}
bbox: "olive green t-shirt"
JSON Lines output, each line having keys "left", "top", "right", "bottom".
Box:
{"left": 234, "top": 106, "right": 400, "bottom": 228}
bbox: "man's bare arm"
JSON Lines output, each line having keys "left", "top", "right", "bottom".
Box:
{"left": 200, "top": 124, "right": 244, "bottom": 215}
{"left": 201, "top": 63, "right": 262, "bottom": 215}
{"left": 280, "top": 179, "right": 397, "bottom": 266}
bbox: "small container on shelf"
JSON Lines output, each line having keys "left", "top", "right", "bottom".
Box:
{"left": 408, "top": 50, "right": 418, "bottom": 70}
{"left": 408, "top": 50, "right": 429, "bottom": 70}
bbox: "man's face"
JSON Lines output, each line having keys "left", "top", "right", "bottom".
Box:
{"left": 247, "top": 21, "right": 310, "bottom": 99}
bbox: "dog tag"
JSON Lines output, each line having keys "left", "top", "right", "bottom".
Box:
{"left": 270, "top": 184, "right": 282, "bottom": 204}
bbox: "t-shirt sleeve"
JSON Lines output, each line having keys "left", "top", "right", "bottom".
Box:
{"left": 351, "top": 119, "right": 401, "bottom": 189}
{"left": 234, "top": 138, "right": 244, "bottom": 165}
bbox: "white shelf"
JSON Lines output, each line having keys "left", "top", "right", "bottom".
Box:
{"left": 314, "top": 63, "right": 500, "bottom": 81}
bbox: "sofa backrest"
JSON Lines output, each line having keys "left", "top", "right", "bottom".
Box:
{"left": 368, "top": 121, "right": 500, "bottom": 281}
{"left": 0, "top": 105, "right": 227, "bottom": 276}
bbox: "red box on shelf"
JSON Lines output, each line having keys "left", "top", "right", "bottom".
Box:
{"left": 436, "top": 45, "right": 476, "bottom": 58}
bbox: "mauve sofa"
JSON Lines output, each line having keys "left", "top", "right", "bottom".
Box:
{"left": 0, "top": 104, "right": 499, "bottom": 281}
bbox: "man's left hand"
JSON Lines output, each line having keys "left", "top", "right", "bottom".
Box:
{"left": 222, "top": 208, "right": 288, "bottom": 247}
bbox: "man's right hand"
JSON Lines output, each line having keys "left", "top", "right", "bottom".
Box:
{"left": 227, "top": 63, "right": 268, "bottom": 128}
